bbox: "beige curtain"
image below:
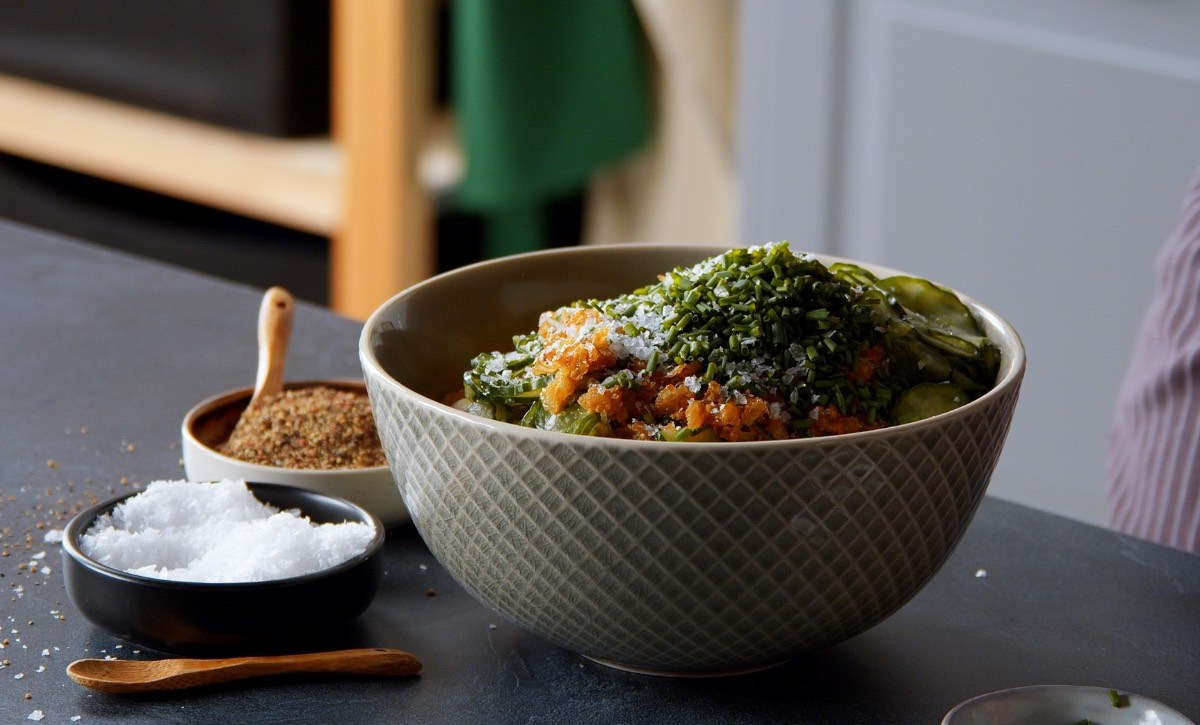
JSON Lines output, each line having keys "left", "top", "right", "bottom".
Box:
{"left": 583, "top": 0, "right": 737, "bottom": 247}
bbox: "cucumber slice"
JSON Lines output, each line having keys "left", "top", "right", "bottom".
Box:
{"left": 878, "top": 275, "right": 985, "bottom": 342}
{"left": 891, "top": 382, "right": 969, "bottom": 425}
{"left": 522, "top": 401, "right": 611, "bottom": 437}
{"left": 658, "top": 424, "right": 720, "bottom": 442}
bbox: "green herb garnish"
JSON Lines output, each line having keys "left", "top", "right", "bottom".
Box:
{"left": 461, "top": 242, "right": 1001, "bottom": 439}
{"left": 576, "top": 243, "right": 887, "bottom": 411}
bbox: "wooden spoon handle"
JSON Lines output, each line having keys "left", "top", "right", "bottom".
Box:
{"left": 190, "top": 648, "right": 422, "bottom": 690}
{"left": 222, "top": 647, "right": 422, "bottom": 679}
{"left": 250, "top": 286, "right": 294, "bottom": 405}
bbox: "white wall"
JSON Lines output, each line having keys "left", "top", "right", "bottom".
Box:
{"left": 738, "top": 0, "right": 1200, "bottom": 526}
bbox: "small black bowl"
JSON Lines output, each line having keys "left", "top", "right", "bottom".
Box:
{"left": 62, "top": 482, "right": 385, "bottom": 654}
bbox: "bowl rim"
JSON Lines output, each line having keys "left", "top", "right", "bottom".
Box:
{"left": 181, "top": 378, "right": 390, "bottom": 476}
{"left": 359, "top": 243, "right": 1027, "bottom": 449}
{"left": 62, "top": 481, "right": 386, "bottom": 591}
{"left": 941, "top": 684, "right": 1196, "bottom": 725}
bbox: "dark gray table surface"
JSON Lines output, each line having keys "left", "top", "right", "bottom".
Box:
{"left": 1, "top": 219, "right": 1197, "bottom": 724}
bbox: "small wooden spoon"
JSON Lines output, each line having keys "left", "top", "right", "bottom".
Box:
{"left": 250, "top": 286, "right": 295, "bottom": 406}
{"left": 67, "top": 647, "right": 421, "bottom": 694}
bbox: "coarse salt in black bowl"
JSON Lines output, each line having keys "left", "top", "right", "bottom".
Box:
{"left": 61, "top": 481, "right": 385, "bottom": 655}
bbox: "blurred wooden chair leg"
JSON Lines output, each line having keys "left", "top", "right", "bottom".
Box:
{"left": 331, "top": 0, "right": 437, "bottom": 320}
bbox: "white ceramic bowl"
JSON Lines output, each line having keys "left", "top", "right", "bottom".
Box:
{"left": 943, "top": 685, "right": 1195, "bottom": 725}
{"left": 360, "top": 244, "right": 1025, "bottom": 674}
{"left": 182, "top": 379, "right": 409, "bottom": 528}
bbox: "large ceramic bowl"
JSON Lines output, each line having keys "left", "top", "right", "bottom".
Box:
{"left": 359, "top": 244, "right": 1025, "bottom": 674}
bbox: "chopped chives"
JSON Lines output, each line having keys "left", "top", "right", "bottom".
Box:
{"left": 646, "top": 349, "right": 660, "bottom": 373}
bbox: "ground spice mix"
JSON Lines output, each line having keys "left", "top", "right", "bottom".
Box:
{"left": 220, "top": 386, "right": 387, "bottom": 470}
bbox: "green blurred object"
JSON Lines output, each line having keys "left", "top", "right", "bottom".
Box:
{"left": 451, "top": 0, "right": 652, "bottom": 258}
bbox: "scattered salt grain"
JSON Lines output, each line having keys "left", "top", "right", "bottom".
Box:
{"left": 27, "top": 711, "right": 43, "bottom": 722}
{"left": 975, "top": 569, "right": 987, "bottom": 578}
{"left": 79, "top": 479, "right": 375, "bottom": 583}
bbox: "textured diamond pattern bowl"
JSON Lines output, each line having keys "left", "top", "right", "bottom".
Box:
{"left": 359, "top": 245, "right": 1024, "bottom": 674}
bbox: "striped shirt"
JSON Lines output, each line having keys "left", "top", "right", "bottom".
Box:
{"left": 1108, "top": 166, "right": 1200, "bottom": 554}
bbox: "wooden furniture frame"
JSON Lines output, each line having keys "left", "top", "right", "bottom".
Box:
{"left": 0, "top": 0, "right": 439, "bottom": 320}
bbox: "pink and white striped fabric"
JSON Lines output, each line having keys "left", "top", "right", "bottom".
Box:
{"left": 1108, "top": 166, "right": 1200, "bottom": 554}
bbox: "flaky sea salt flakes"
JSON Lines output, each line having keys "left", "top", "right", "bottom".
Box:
{"left": 71, "top": 717, "right": 82, "bottom": 722}
{"left": 79, "top": 479, "right": 375, "bottom": 583}
{"left": 27, "top": 711, "right": 44, "bottom": 722}
{"left": 975, "top": 569, "right": 987, "bottom": 578}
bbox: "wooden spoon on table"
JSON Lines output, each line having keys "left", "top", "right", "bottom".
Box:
{"left": 66, "top": 647, "right": 421, "bottom": 693}
{"left": 250, "top": 286, "right": 295, "bottom": 406}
